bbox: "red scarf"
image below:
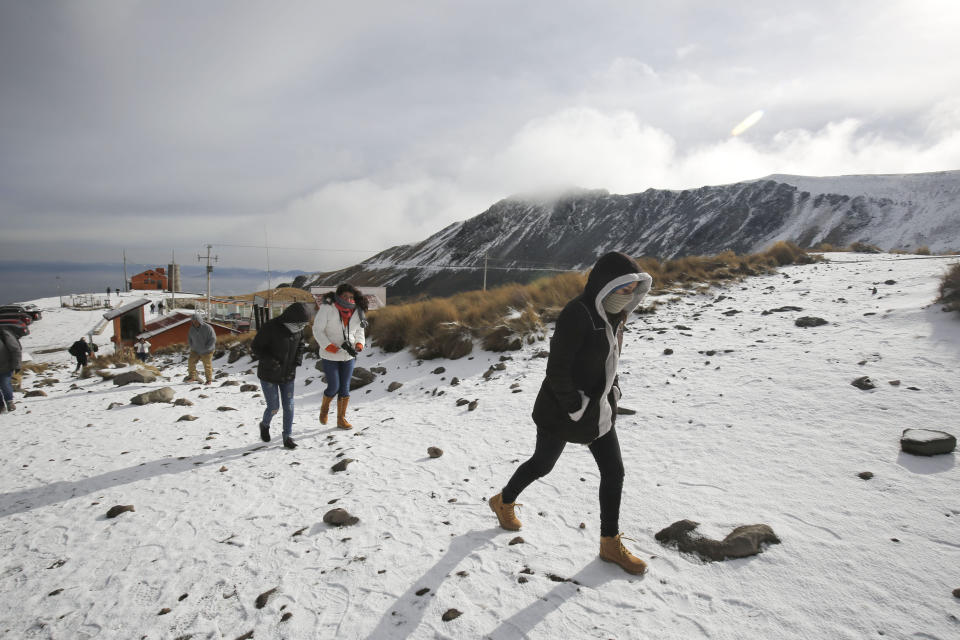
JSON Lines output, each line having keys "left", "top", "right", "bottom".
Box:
{"left": 334, "top": 302, "right": 355, "bottom": 325}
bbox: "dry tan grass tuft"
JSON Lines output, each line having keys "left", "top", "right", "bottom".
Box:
{"left": 367, "top": 246, "right": 819, "bottom": 354}
{"left": 849, "top": 241, "right": 882, "bottom": 253}
{"left": 21, "top": 362, "right": 51, "bottom": 375}
{"left": 937, "top": 263, "right": 960, "bottom": 312}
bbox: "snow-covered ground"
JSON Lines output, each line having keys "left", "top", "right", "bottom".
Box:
{"left": 2, "top": 254, "right": 959, "bottom": 639}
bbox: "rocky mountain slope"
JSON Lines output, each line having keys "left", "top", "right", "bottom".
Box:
{"left": 305, "top": 170, "right": 960, "bottom": 300}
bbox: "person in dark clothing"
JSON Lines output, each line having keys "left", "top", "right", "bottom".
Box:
{"left": 489, "top": 251, "right": 653, "bottom": 575}
{"left": 0, "top": 327, "right": 22, "bottom": 413}
{"left": 69, "top": 337, "right": 93, "bottom": 374}
{"left": 251, "top": 302, "right": 310, "bottom": 449}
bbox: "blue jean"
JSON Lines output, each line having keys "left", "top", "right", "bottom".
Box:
{"left": 260, "top": 379, "right": 295, "bottom": 438}
{"left": 0, "top": 372, "right": 13, "bottom": 407}
{"left": 322, "top": 358, "right": 355, "bottom": 398}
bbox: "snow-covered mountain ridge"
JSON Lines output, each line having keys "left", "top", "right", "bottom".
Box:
{"left": 306, "top": 170, "right": 960, "bottom": 300}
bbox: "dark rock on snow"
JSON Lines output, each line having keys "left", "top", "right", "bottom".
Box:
{"left": 323, "top": 508, "right": 360, "bottom": 526}
{"left": 795, "top": 316, "right": 828, "bottom": 328}
{"left": 106, "top": 505, "right": 135, "bottom": 518}
{"left": 112, "top": 369, "right": 159, "bottom": 386}
{"left": 331, "top": 458, "right": 355, "bottom": 473}
{"left": 858, "top": 471, "right": 874, "bottom": 480}
{"left": 177, "top": 415, "right": 198, "bottom": 422}
{"left": 255, "top": 587, "right": 278, "bottom": 609}
{"left": 351, "top": 367, "right": 376, "bottom": 390}
{"left": 655, "top": 519, "right": 780, "bottom": 561}
{"left": 24, "top": 390, "right": 47, "bottom": 397}
{"left": 427, "top": 447, "right": 443, "bottom": 458}
{"left": 851, "top": 376, "right": 876, "bottom": 391}
{"left": 387, "top": 381, "right": 403, "bottom": 392}
{"left": 173, "top": 398, "right": 194, "bottom": 406}
{"left": 442, "top": 608, "right": 463, "bottom": 622}
{"left": 131, "top": 387, "right": 175, "bottom": 405}
{"left": 900, "top": 429, "right": 956, "bottom": 456}
{"left": 240, "top": 384, "right": 259, "bottom": 392}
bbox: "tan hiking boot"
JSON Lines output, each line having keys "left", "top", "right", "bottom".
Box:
{"left": 319, "top": 395, "right": 333, "bottom": 425}
{"left": 488, "top": 493, "right": 522, "bottom": 531}
{"left": 599, "top": 534, "right": 648, "bottom": 575}
{"left": 337, "top": 396, "right": 352, "bottom": 429}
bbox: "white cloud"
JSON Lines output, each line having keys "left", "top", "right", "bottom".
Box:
{"left": 277, "top": 106, "right": 960, "bottom": 270}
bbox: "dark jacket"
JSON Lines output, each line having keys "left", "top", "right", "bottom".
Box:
{"left": 532, "top": 252, "right": 652, "bottom": 443}
{"left": 0, "top": 328, "right": 22, "bottom": 373}
{"left": 251, "top": 303, "right": 310, "bottom": 384}
{"left": 69, "top": 339, "right": 92, "bottom": 358}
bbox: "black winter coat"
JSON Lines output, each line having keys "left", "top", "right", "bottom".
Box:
{"left": 252, "top": 303, "right": 309, "bottom": 384}
{"left": 532, "top": 252, "right": 652, "bottom": 443}
{"left": 0, "top": 328, "right": 22, "bottom": 373}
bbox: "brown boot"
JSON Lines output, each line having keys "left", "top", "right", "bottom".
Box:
{"left": 488, "top": 493, "right": 522, "bottom": 531}
{"left": 336, "top": 396, "right": 352, "bottom": 429}
{"left": 599, "top": 534, "right": 648, "bottom": 575}
{"left": 319, "top": 395, "right": 333, "bottom": 425}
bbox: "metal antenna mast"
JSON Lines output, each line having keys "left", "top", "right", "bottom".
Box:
{"left": 198, "top": 244, "right": 218, "bottom": 315}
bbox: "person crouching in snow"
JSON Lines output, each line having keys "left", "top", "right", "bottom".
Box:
{"left": 252, "top": 302, "right": 310, "bottom": 449}
{"left": 69, "top": 336, "right": 92, "bottom": 374}
{"left": 313, "top": 284, "right": 367, "bottom": 429}
{"left": 489, "top": 251, "right": 653, "bottom": 575}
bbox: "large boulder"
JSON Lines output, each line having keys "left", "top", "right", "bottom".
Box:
{"left": 227, "top": 346, "right": 247, "bottom": 364}
{"left": 113, "top": 369, "right": 159, "bottom": 386}
{"left": 900, "top": 429, "right": 956, "bottom": 456}
{"left": 655, "top": 519, "right": 781, "bottom": 561}
{"left": 130, "top": 387, "right": 175, "bottom": 405}
{"left": 351, "top": 367, "right": 376, "bottom": 390}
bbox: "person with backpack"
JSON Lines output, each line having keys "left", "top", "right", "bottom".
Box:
{"left": 251, "top": 302, "right": 310, "bottom": 449}
{"left": 0, "top": 326, "right": 22, "bottom": 413}
{"left": 488, "top": 251, "right": 653, "bottom": 575}
{"left": 69, "top": 336, "right": 92, "bottom": 373}
{"left": 312, "top": 284, "right": 367, "bottom": 429}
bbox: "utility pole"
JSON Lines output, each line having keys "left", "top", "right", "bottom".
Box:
{"left": 170, "top": 250, "right": 176, "bottom": 309}
{"left": 122, "top": 249, "right": 128, "bottom": 292}
{"left": 264, "top": 226, "right": 271, "bottom": 304}
{"left": 198, "top": 244, "right": 218, "bottom": 316}
{"left": 483, "top": 254, "right": 488, "bottom": 292}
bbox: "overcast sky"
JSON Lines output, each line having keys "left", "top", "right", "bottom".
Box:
{"left": 2, "top": 0, "right": 959, "bottom": 272}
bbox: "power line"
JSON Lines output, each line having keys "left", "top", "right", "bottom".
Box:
{"left": 212, "top": 243, "right": 378, "bottom": 253}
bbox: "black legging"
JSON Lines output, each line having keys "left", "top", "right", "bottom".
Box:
{"left": 502, "top": 426, "right": 624, "bottom": 538}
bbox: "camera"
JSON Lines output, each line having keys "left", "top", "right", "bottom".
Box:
{"left": 340, "top": 341, "right": 358, "bottom": 357}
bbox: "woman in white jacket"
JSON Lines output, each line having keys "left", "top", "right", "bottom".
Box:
{"left": 313, "top": 284, "right": 367, "bottom": 428}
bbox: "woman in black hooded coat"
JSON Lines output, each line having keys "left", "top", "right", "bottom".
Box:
{"left": 489, "top": 251, "right": 653, "bottom": 574}
{"left": 252, "top": 302, "right": 310, "bottom": 449}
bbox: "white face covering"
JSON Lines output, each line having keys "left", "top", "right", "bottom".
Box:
{"left": 603, "top": 292, "right": 633, "bottom": 313}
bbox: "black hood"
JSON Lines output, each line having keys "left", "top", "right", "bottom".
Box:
{"left": 584, "top": 252, "right": 642, "bottom": 300}
{"left": 277, "top": 302, "right": 310, "bottom": 323}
